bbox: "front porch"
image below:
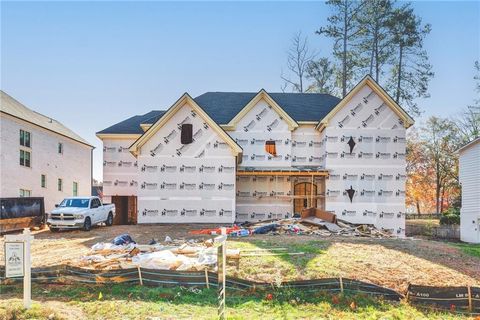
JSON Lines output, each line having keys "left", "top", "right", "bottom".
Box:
{"left": 235, "top": 167, "right": 328, "bottom": 222}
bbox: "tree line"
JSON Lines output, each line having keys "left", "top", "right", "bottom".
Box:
{"left": 281, "top": 1, "right": 480, "bottom": 214}
{"left": 406, "top": 63, "right": 479, "bottom": 214}
{"left": 281, "top": 0, "right": 433, "bottom": 117}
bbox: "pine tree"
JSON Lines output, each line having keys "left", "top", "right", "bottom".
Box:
{"left": 305, "top": 58, "right": 336, "bottom": 94}
{"left": 317, "top": 0, "right": 365, "bottom": 97}
{"left": 357, "top": 0, "right": 395, "bottom": 82}
{"left": 387, "top": 4, "right": 434, "bottom": 116}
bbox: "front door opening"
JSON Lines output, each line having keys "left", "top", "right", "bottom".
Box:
{"left": 294, "top": 182, "right": 317, "bottom": 215}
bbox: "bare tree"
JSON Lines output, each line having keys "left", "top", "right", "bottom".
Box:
{"left": 281, "top": 32, "right": 316, "bottom": 92}
{"left": 453, "top": 61, "right": 480, "bottom": 142}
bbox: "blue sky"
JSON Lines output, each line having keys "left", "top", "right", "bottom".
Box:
{"left": 1, "top": 1, "right": 479, "bottom": 180}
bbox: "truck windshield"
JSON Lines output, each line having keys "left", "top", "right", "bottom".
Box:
{"left": 59, "top": 199, "right": 90, "bottom": 208}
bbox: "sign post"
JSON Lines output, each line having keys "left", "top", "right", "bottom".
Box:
{"left": 214, "top": 227, "right": 227, "bottom": 320}
{"left": 4, "top": 228, "right": 33, "bottom": 309}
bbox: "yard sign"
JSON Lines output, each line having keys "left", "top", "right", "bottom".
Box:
{"left": 5, "top": 241, "right": 24, "bottom": 277}
{"left": 4, "top": 228, "right": 33, "bottom": 309}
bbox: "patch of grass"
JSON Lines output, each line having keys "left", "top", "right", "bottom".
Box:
{"left": 0, "top": 283, "right": 473, "bottom": 320}
{"left": 452, "top": 243, "right": 480, "bottom": 258}
{"left": 227, "top": 240, "right": 331, "bottom": 283}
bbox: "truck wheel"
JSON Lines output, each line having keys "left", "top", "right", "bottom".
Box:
{"left": 106, "top": 212, "right": 113, "bottom": 226}
{"left": 83, "top": 217, "right": 92, "bottom": 231}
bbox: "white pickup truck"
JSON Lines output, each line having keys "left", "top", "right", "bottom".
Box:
{"left": 47, "top": 196, "right": 116, "bottom": 231}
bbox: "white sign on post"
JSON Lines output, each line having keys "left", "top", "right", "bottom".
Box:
{"left": 5, "top": 242, "right": 24, "bottom": 278}
{"left": 4, "top": 228, "right": 33, "bottom": 309}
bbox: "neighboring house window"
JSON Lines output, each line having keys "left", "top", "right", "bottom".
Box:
{"left": 58, "top": 178, "right": 63, "bottom": 191}
{"left": 73, "top": 182, "right": 78, "bottom": 196}
{"left": 41, "top": 174, "right": 47, "bottom": 188}
{"left": 20, "top": 130, "right": 31, "bottom": 147}
{"left": 58, "top": 142, "right": 63, "bottom": 154}
{"left": 20, "top": 150, "right": 31, "bottom": 167}
{"left": 20, "top": 189, "right": 31, "bottom": 197}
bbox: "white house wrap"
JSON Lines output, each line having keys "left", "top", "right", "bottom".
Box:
{"left": 97, "top": 75, "right": 414, "bottom": 236}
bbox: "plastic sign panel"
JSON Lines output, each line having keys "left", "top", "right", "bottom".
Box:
{"left": 5, "top": 241, "right": 24, "bottom": 278}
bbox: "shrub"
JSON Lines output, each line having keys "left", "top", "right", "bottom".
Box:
{"left": 440, "top": 214, "right": 460, "bottom": 225}
{"left": 443, "top": 207, "right": 460, "bottom": 216}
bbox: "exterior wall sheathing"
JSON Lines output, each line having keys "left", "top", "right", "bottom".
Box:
{"left": 98, "top": 81, "right": 408, "bottom": 236}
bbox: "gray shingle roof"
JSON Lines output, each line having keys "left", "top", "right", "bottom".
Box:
{"left": 97, "top": 92, "right": 341, "bottom": 134}
{"left": 96, "top": 110, "right": 165, "bottom": 134}
{"left": 194, "top": 92, "right": 341, "bottom": 124}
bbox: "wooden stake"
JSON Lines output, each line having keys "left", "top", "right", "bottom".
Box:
{"left": 310, "top": 174, "right": 314, "bottom": 206}
{"left": 339, "top": 277, "right": 344, "bottom": 294}
{"left": 241, "top": 252, "right": 305, "bottom": 257}
{"left": 467, "top": 286, "right": 472, "bottom": 312}
{"left": 205, "top": 268, "right": 210, "bottom": 289}
{"left": 137, "top": 265, "right": 143, "bottom": 286}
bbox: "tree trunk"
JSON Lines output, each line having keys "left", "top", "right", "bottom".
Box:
{"left": 440, "top": 186, "right": 446, "bottom": 213}
{"left": 369, "top": 44, "right": 374, "bottom": 76}
{"left": 435, "top": 162, "right": 441, "bottom": 214}
{"left": 416, "top": 200, "right": 421, "bottom": 214}
{"left": 395, "top": 44, "right": 403, "bottom": 103}
{"left": 374, "top": 22, "right": 380, "bottom": 81}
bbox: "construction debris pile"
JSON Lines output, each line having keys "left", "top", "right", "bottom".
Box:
{"left": 70, "top": 234, "right": 240, "bottom": 271}
{"left": 223, "top": 208, "right": 394, "bottom": 238}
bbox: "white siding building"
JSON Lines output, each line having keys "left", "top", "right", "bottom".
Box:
{"left": 458, "top": 137, "right": 480, "bottom": 243}
{"left": 97, "top": 76, "right": 414, "bottom": 236}
{"left": 0, "top": 91, "right": 94, "bottom": 212}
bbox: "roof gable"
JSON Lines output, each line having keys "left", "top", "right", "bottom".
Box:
{"left": 129, "top": 93, "right": 242, "bottom": 157}
{"left": 223, "top": 89, "right": 298, "bottom": 131}
{"left": 316, "top": 75, "right": 414, "bottom": 130}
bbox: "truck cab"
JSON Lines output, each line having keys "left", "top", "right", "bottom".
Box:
{"left": 47, "top": 196, "right": 116, "bottom": 231}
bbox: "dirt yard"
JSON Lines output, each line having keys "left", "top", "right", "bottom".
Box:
{"left": 1, "top": 224, "right": 479, "bottom": 293}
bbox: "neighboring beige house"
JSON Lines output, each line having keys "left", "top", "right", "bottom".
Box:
{"left": 97, "top": 76, "right": 414, "bottom": 236}
{"left": 0, "top": 91, "right": 94, "bottom": 212}
{"left": 458, "top": 137, "right": 480, "bottom": 243}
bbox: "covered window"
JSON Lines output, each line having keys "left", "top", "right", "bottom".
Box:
{"left": 20, "top": 130, "right": 31, "bottom": 147}
{"left": 265, "top": 140, "right": 277, "bottom": 157}
{"left": 73, "top": 182, "right": 78, "bottom": 196}
{"left": 180, "top": 123, "right": 193, "bottom": 144}
{"left": 58, "top": 142, "right": 63, "bottom": 154}
{"left": 19, "top": 189, "right": 31, "bottom": 197}
{"left": 58, "top": 178, "right": 63, "bottom": 191}
{"left": 41, "top": 174, "right": 47, "bottom": 188}
{"left": 20, "top": 150, "right": 31, "bottom": 167}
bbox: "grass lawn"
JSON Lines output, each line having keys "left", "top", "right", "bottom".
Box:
{"left": 451, "top": 242, "right": 480, "bottom": 258}
{"left": 226, "top": 238, "right": 480, "bottom": 292}
{"left": 0, "top": 284, "right": 475, "bottom": 320}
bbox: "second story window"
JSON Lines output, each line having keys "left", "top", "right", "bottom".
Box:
{"left": 58, "top": 142, "right": 63, "bottom": 154}
{"left": 41, "top": 174, "right": 47, "bottom": 188}
{"left": 20, "top": 150, "right": 31, "bottom": 167}
{"left": 19, "top": 189, "right": 31, "bottom": 197}
{"left": 58, "top": 178, "right": 63, "bottom": 191}
{"left": 265, "top": 140, "right": 277, "bottom": 156}
{"left": 73, "top": 182, "right": 78, "bottom": 196}
{"left": 20, "top": 129, "right": 31, "bottom": 148}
